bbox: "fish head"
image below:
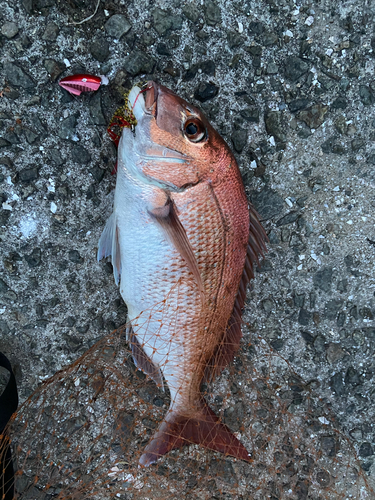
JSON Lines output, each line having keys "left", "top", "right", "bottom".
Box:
{"left": 124, "top": 81, "right": 233, "bottom": 190}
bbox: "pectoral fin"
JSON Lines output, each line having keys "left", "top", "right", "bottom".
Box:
{"left": 97, "top": 212, "right": 121, "bottom": 285}
{"left": 148, "top": 197, "right": 205, "bottom": 300}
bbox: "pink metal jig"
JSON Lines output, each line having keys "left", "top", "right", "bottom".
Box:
{"left": 59, "top": 74, "right": 102, "bottom": 96}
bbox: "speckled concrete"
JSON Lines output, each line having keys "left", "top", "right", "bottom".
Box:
{"left": 1, "top": 0, "right": 374, "bottom": 497}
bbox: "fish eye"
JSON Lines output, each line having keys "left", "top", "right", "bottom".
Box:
{"left": 183, "top": 117, "right": 206, "bottom": 143}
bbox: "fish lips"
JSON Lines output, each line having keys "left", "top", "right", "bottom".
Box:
{"left": 143, "top": 81, "right": 200, "bottom": 139}
{"left": 144, "top": 81, "right": 176, "bottom": 114}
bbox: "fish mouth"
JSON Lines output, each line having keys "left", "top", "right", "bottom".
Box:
{"left": 144, "top": 81, "right": 157, "bottom": 111}
{"left": 127, "top": 82, "right": 189, "bottom": 169}
{"left": 127, "top": 84, "right": 147, "bottom": 121}
{"left": 127, "top": 81, "right": 160, "bottom": 121}
{"left": 128, "top": 81, "right": 176, "bottom": 122}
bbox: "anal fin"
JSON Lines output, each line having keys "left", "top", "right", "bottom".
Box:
{"left": 129, "top": 328, "right": 164, "bottom": 390}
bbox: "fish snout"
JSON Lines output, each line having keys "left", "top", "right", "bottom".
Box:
{"left": 144, "top": 81, "right": 157, "bottom": 113}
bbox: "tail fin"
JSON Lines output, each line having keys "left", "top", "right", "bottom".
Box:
{"left": 139, "top": 401, "right": 251, "bottom": 466}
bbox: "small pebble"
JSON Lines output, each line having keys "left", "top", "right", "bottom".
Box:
{"left": 105, "top": 14, "right": 131, "bottom": 39}
{"left": 1, "top": 22, "right": 19, "bottom": 39}
{"left": 285, "top": 198, "right": 293, "bottom": 208}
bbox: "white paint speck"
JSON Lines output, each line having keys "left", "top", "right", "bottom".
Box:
{"left": 47, "top": 178, "right": 55, "bottom": 192}
{"left": 305, "top": 16, "right": 314, "bottom": 26}
{"left": 318, "top": 416, "right": 330, "bottom": 425}
{"left": 50, "top": 202, "right": 57, "bottom": 213}
{"left": 333, "top": 185, "right": 340, "bottom": 191}
{"left": 2, "top": 202, "right": 12, "bottom": 211}
{"left": 19, "top": 215, "right": 38, "bottom": 239}
{"left": 133, "top": 479, "right": 144, "bottom": 490}
{"left": 269, "top": 136, "right": 276, "bottom": 146}
{"left": 63, "top": 58, "right": 71, "bottom": 67}
{"left": 285, "top": 29, "right": 293, "bottom": 37}
{"left": 238, "top": 21, "right": 243, "bottom": 33}
{"left": 297, "top": 264, "right": 303, "bottom": 270}
{"left": 346, "top": 220, "right": 353, "bottom": 225}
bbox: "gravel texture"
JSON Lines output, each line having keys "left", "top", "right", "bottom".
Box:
{"left": 0, "top": 0, "right": 375, "bottom": 498}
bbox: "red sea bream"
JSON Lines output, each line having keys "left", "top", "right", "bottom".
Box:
{"left": 98, "top": 81, "right": 267, "bottom": 466}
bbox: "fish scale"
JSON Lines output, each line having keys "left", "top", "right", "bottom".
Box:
{"left": 98, "top": 81, "right": 267, "bottom": 466}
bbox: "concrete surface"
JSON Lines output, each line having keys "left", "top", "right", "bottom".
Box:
{"left": 0, "top": 0, "right": 374, "bottom": 498}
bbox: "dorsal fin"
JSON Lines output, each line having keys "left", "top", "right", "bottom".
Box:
{"left": 204, "top": 204, "right": 268, "bottom": 383}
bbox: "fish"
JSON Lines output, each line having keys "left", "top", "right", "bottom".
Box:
{"left": 98, "top": 81, "right": 267, "bottom": 466}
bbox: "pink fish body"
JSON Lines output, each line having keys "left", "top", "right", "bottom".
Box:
{"left": 98, "top": 82, "right": 267, "bottom": 466}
